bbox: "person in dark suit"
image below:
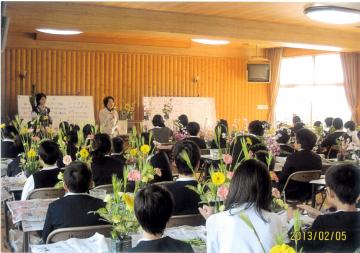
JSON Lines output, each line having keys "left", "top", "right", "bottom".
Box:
{"left": 150, "top": 151, "right": 173, "bottom": 183}
{"left": 185, "top": 122, "right": 207, "bottom": 149}
{"left": 91, "top": 133, "right": 124, "bottom": 186}
{"left": 276, "top": 128, "right": 295, "bottom": 157}
{"left": 42, "top": 162, "right": 106, "bottom": 242}
{"left": 321, "top": 118, "right": 346, "bottom": 158}
{"left": 324, "top": 117, "right": 334, "bottom": 136}
{"left": 292, "top": 164, "right": 360, "bottom": 253}
{"left": 7, "top": 135, "right": 26, "bottom": 177}
{"left": 130, "top": 184, "right": 193, "bottom": 252}
{"left": 278, "top": 128, "right": 322, "bottom": 202}
{"left": 111, "top": 136, "right": 126, "bottom": 164}
{"left": 66, "top": 129, "right": 78, "bottom": 161}
{"left": 150, "top": 115, "right": 173, "bottom": 143}
{"left": 210, "top": 122, "right": 228, "bottom": 149}
{"left": 165, "top": 140, "right": 201, "bottom": 215}
{"left": 1, "top": 125, "right": 18, "bottom": 158}
{"left": 21, "top": 140, "right": 61, "bottom": 200}
{"left": 229, "top": 120, "right": 263, "bottom": 170}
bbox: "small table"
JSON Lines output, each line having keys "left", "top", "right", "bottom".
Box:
{"left": 309, "top": 178, "right": 326, "bottom": 208}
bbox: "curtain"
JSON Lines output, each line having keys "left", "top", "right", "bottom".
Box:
{"left": 264, "top": 48, "right": 283, "bottom": 124}
{"left": 340, "top": 52, "right": 360, "bottom": 124}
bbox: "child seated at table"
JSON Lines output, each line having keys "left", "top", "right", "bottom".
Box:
{"left": 21, "top": 140, "right": 61, "bottom": 200}
{"left": 42, "top": 161, "right": 106, "bottom": 242}
{"left": 130, "top": 184, "right": 194, "bottom": 252}
{"left": 185, "top": 121, "right": 207, "bottom": 149}
{"left": 292, "top": 163, "right": 360, "bottom": 252}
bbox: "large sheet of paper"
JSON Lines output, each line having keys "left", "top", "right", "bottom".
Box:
{"left": 17, "top": 95, "right": 95, "bottom": 129}
{"left": 143, "top": 97, "right": 216, "bottom": 130}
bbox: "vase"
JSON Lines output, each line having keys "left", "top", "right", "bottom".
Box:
{"left": 111, "top": 236, "right": 132, "bottom": 253}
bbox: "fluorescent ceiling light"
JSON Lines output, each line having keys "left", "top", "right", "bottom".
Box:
{"left": 192, "top": 38, "right": 230, "bottom": 45}
{"left": 36, "top": 28, "right": 83, "bottom": 35}
{"left": 304, "top": 6, "right": 360, "bottom": 25}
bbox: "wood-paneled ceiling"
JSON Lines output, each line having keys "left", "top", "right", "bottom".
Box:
{"left": 4, "top": 2, "right": 360, "bottom": 52}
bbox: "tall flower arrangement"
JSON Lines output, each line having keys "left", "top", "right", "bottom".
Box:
{"left": 162, "top": 100, "right": 173, "bottom": 120}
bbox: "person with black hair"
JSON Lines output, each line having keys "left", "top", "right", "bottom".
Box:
{"left": 313, "top": 121, "right": 322, "bottom": 128}
{"left": 150, "top": 151, "right": 173, "bottom": 183}
{"left": 150, "top": 115, "right": 173, "bottom": 143}
{"left": 293, "top": 164, "right": 360, "bottom": 252}
{"left": 66, "top": 129, "right": 79, "bottom": 161}
{"left": 178, "top": 114, "right": 189, "bottom": 133}
{"left": 91, "top": 133, "right": 124, "bottom": 186}
{"left": 130, "top": 185, "right": 194, "bottom": 252}
{"left": 210, "top": 122, "right": 228, "bottom": 149}
{"left": 248, "top": 120, "right": 265, "bottom": 137}
{"left": 291, "top": 122, "right": 305, "bottom": 138}
{"left": 199, "top": 159, "right": 282, "bottom": 253}
{"left": 59, "top": 121, "right": 70, "bottom": 136}
{"left": 185, "top": 122, "right": 207, "bottom": 149}
{"left": 6, "top": 135, "right": 28, "bottom": 177}
{"left": 292, "top": 115, "right": 301, "bottom": 125}
{"left": 31, "top": 93, "right": 52, "bottom": 127}
{"left": 324, "top": 117, "right": 334, "bottom": 132}
{"left": 278, "top": 128, "right": 322, "bottom": 202}
{"left": 1, "top": 124, "right": 18, "bottom": 158}
{"left": 255, "top": 150, "right": 275, "bottom": 171}
{"left": 164, "top": 140, "right": 201, "bottom": 215}
{"left": 83, "top": 123, "right": 96, "bottom": 146}
{"left": 111, "top": 136, "right": 126, "bottom": 164}
{"left": 99, "top": 96, "right": 118, "bottom": 135}
{"left": 276, "top": 128, "right": 294, "bottom": 157}
{"left": 42, "top": 162, "right": 106, "bottom": 242}
{"left": 321, "top": 117, "right": 346, "bottom": 158}
{"left": 21, "top": 140, "right": 61, "bottom": 200}
{"left": 344, "top": 120, "right": 360, "bottom": 146}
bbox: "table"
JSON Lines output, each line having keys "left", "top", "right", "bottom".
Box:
{"left": 309, "top": 178, "right": 326, "bottom": 208}
{"left": 7, "top": 198, "right": 55, "bottom": 252}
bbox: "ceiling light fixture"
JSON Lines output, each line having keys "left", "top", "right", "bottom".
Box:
{"left": 36, "top": 28, "right": 83, "bottom": 35}
{"left": 304, "top": 6, "right": 360, "bottom": 25}
{"left": 192, "top": 38, "right": 230, "bottom": 45}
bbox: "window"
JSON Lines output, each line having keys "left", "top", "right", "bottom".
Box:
{"left": 275, "top": 53, "right": 351, "bottom": 125}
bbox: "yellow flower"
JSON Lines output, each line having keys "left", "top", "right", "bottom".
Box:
{"left": 79, "top": 148, "right": 89, "bottom": 159}
{"left": 122, "top": 193, "right": 134, "bottom": 210}
{"left": 140, "top": 144, "right": 150, "bottom": 154}
{"left": 27, "top": 149, "right": 37, "bottom": 158}
{"left": 112, "top": 215, "right": 121, "bottom": 224}
{"left": 130, "top": 148, "right": 138, "bottom": 157}
{"left": 20, "top": 127, "right": 28, "bottom": 135}
{"left": 270, "top": 244, "right": 296, "bottom": 253}
{"left": 0, "top": 123, "right": 5, "bottom": 129}
{"left": 246, "top": 137, "right": 252, "bottom": 145}
{"left": 211, "top": 172, "right": 226, "bottom": 186}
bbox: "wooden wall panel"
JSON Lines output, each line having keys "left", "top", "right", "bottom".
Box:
{"left": 2, "top": 48, "right": 269, "bottom": 128}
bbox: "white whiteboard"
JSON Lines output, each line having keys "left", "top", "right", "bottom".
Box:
{"left": 143, "top": 97, "right": 216, "bottom": 130}
{"left": 17, "top": 95, "right": 95, "bottom": 129}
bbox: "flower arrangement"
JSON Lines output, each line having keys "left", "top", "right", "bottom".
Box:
{"left": 265, "top": 136, "right": 281, "bottom": 156}
{"left": 123, "top": 103, "right": 135, "bottom": 120}
{"left": 143, "top": 106, "right": 152, "bottom": 121}
{"left": 336, "top": 136, "right": 351, "bottom": 160}
{"left": 162, "top": 100, "right": 173, "bottom": 120}
{"left": 96, "top": 175, "right": 140, "bottom": 240}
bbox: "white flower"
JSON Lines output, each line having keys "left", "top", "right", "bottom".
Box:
{"left": 62, "top": 155, "right": 72, "bottom": 166}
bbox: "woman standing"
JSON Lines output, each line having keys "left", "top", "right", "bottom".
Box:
{"left": 99, "top": 96, "right": 118, "bottom": 136}
{"left": 31, "top": 93, "right": 52, "bottom": 127}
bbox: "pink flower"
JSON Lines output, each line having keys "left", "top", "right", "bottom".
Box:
{"left": 217, "top": 185, "right": 229, "bottom": 201}
{"left": 62, "top": 155, "right": 72, "bottom": 166}
{"left": 127, "top": 170, "right": 141, "bottom": 182}
{"left": 227, "top": 171, "right": 234, "bottom": 180}
{"left": 272, "top": 187, "right": 281, "bottom": 199}
{"left": 222, "top": 154, "right": 233, "bottom": 165}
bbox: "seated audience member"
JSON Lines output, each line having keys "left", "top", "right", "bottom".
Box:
{"left": 59, "top": 121, "right": 70, "bottom": 136}
{"left": 278, "top": 129, "right": 322, "bottom": 202}
{"left": 210, "top": 122, "right": 228, "bottom": 149}
{"left": 150, "top": 115, "right": 173, "bottom": 143}
{"left": 91, "top": 133, "right": 124, "bottom": 186}
{"left": 111, "top": 136, "right": 126, "bottom": 164}
{"left": 186, "top": 122, "right": 207, "bottom": 149}
{"left": 324, "top": 117, "right": 334, "bottom": 135}
{"left": 42, "top": 162, "right": 106, "bottom": 242}
{"left": 21, "top": 140, "right": 61, "bottom": 200}
{"left": 255, "top": 150, "right": 275, "bottom": 171}
{"left": 290, "top": 115, "right": 301, "bottom": 135}
{"left": 321, "top": 118, "right": 346, "bottom": 158}
{"left": 230, "top": 120, "right": 263, "bottom": 169}
{"left": 66, "top": 129, "right": 78, "bottom": 161}
{"left": 130, "top": 185, "right": 194, "bottom": 252}
{"left": 276, "top": 128, "right": 294, "bottom": 157}
{"left": 178, "top": 114, "right": 189, "bottom": 133}
{"left": 150, "top": 151, "right": 173, "bottom": 183}
{"left": 293, "top": 164, "right": 360, "bottom": 252}
{"left": 344, "top": 120, "right": 360, "bottom": 146}
{"left": 83, "top": 124, "right": 96, "bottom": 146}
{"left": 199, "top": 159, "right": 282, "bottom": 253}
{"left": 7, "top": 135, "right": 26, "bottom": 177}
{"left": 1, "top": 125, "right": 18, "bottom": 158}
{"left": 313, "top": 121, "right": 322, "bottom": 128}
{"left": 164, "top": 140, "right": 201, "bottom": 215}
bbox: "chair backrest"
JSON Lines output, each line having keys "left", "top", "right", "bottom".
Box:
{"left": 282, "top": 170, "right": 321, "bottom": 202}
{"left": 327, "top": 145, "right": 339, "bottom": 159}
{"left": 46, "top": 224, "right": 112, "bottom": 244}
{"left": 27, "top": 187, "right": 65, "bottom": 200}
{"left": 166, "top": 214, "right": 205, "bottom": 228}
{"left": 92, "top": 184, "right": 113, "bottom": 193}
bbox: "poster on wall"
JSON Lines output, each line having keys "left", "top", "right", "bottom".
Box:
{"left": 143, "top": 97, "right": 217, "bottom": 130}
